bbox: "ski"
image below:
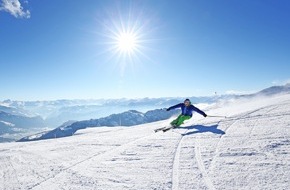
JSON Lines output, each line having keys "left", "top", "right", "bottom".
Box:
{"left": 154, "top": 126, "right": 176, "bottom": 133}
{"left": 154, "top": 126, "right": 168, "bottom": 133}
{"left": 162, "top": 126, "right": 174, "bottom": 132}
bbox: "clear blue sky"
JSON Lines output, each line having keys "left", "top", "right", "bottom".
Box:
{"left": 1, "top": 0, "right": 290, "bottom": 100}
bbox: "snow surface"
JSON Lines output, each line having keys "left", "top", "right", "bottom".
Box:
{"left": 0, "top": 94, "right": 290, "bottom": 189}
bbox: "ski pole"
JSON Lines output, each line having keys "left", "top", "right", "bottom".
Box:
{"left": 207, "top": 115, "right": 227, "bottom": 118}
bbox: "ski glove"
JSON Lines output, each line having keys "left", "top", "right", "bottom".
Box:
{"left": 166, "top": 108, "right": 170, "bottom": 111}
{"left": 203, "top": 113, "right": 207, "bottom": 117}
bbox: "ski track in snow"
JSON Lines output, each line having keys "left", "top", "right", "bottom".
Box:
{"left": 194, "top": 138, "right": 215, "bottom": 190}
{"left": 171, "top": 129, "right": 187, "bottom": 190}
{"left": 27, "top": 131, "right": 155, "bottom": 190}
{"left": 209, "top": 103, "right": 286, "bottom": 172}
{"left": 1, "top": 156, "right": 20, "bottom": 190}
{"left": 245, "top": 105, "right": 280, "bottom": 142}
{"left": 172, "top": 125, "right": 215, "bottom": 190}
{"left": 208, "top": 99, "right": 290, "bottom": 189}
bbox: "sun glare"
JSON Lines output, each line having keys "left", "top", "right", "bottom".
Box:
{"left": 117, "top": 32, "right": 137, "bottom": 53}
{"left": 98, "top": 5, "right": 157, "bottom": 76}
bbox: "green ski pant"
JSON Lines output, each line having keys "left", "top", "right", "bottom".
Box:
{"left": 170, "top": 114, "right": 191, "bottom": 127}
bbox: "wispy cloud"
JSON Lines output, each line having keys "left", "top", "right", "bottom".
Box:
{"left": 0, "top": 0, "right": 30, "bottom": 18}
{"left": 271, "top": 78, "right": 290, "bottom": 86}
{"left": 225, "top": 90, "right": 256, "bottom": 95}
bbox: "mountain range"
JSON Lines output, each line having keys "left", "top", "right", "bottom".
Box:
{"left": 1, "top": 83, "right": 290, "bottom": 142}
{"left": 18, "top": 109, "right": 180, "bottom": 142}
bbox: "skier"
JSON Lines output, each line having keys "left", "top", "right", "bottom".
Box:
{"left": 166, "top": 99, "right": 207, "bottom": 127}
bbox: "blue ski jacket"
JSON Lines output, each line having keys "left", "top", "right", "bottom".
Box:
{"left": 167, "top": 103, "right": 206, "bottom": 117}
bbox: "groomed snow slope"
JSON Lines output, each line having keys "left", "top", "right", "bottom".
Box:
{"left": 1, "top": 94, "right": 290, "bottom": 190}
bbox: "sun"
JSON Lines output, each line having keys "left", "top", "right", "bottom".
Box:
{"left": 97, "top": 4, "right": 158, "bottom": 76}
{"left": 111, "top": 27, "right": 142, "bottom": 59}
{"left": 117, "top": 32, "right": 137, "bottom": 53}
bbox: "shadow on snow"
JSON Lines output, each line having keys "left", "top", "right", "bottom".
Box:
{"left": 175, "top": 124, "right": 225, "bottom": 136}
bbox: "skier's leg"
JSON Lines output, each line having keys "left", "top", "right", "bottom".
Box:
{"left": 175, "top": 115, "right": 191, "bottom": 126}
{"left": 170, "top": 115, "right": 182, "bottom": 126}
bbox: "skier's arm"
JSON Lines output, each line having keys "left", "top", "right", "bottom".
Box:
{"left": 167, "top": 103, "right": 183, "bottom": 111}
{"left": 192, "top": 106, "right": 207, "bottom": 117}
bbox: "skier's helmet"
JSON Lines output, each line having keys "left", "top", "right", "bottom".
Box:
{"left": 184, "top": 99, "right": 191, "bottom": 105}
